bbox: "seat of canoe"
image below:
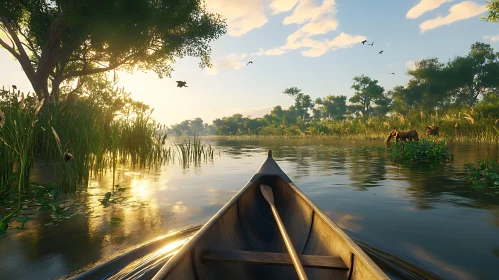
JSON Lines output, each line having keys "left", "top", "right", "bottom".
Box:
{"left": 201, "top": 249, "right": 349, "bottom": 271}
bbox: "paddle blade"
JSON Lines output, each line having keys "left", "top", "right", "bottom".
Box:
{"left": 260, "top": 184, "right": 274, "bottom": 204}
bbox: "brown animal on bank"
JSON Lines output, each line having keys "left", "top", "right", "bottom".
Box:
{"left": 425, "top": 125, "right": 439, "bottom": 137}
{"left": 386, "top": 129, "right": 419, "bottom": 142}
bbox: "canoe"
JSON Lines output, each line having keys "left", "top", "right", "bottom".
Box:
{"left": 152, "top": 150, "right": 390, "bottom": 280}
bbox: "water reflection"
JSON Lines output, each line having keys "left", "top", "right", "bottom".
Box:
{"left": 0, "top": 139, "right": 498, "bottom": 279}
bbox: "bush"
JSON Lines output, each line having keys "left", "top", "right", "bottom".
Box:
{"left": 465, "top": 160, "right": 499, "bottom": 189}
{"left": 388, "top": 139, "right": 454, "bottom": 165}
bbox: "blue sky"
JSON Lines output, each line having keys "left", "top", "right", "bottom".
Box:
{"left": 1, "top": 0, "right": 498, "bottom": 125}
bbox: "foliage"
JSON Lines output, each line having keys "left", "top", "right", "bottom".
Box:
{"left": 387, "top": 139, "right": 454, "bottom": 166}
{"left": 482, "top": 0, "right": 499, "bottom": 22}
{"left": 315, "top": 95, "right": 347, "bottom": 120}
{"left": 465, "top": 160, "right": 499, "bottom": 189}
{"left": 349, "top": 75, "right": 388, "bottom": 117}
{"left": 0, "top": 0, "right": 227, "bottom": 100}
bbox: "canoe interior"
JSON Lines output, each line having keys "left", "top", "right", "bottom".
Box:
{"left": 158, "top": 174, "right": 387, "bottom": 280}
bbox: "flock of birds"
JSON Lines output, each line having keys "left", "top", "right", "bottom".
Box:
{"left": 173, "top": 39, "right": 393, "bottom": 88}
{"left": 361, "top": 40, "right": 395, "bottom": 75}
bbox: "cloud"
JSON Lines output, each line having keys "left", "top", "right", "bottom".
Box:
{"left": 406, "top": 0, "right": 453, "bottom": 19}
{"left": 205, "top": 0, "right": 268, "bottom": 36}
{"left": 483, "top": 35, "right": 499, "bottom": 42}
{"left": 419, "top": 1, "right": 487, "bottom": 32}
{"left": 406, "top": 60, "right": 417, "bottom": 70}
{"left": 206, "top": 0, "right": 365, "bottom": 75}
{"left": 206, "top": 53, "right": 248, "bottom": 75}
{"left": 269, "top": 0, "right": 299, "bottom": 15}
{"left": 300, "top": 33, "right": 367, "bottom": 57}
{"left": 265, "top": 48, "right": 287, "bottom": 56}
{"left": 270, "top": 0, "right": 364, "bottom": 57}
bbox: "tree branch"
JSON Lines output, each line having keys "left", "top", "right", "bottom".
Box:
{"left": 0, "top": 37, "right": 20, "bottom": 60}
{"left": 62, "top": 53, "right": 139, "bottom": 79}
{"left": 0, "top": 17, "right": 36, "bottom": 82}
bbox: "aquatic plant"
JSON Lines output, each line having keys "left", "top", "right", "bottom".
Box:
{"left": 464, "top": 160, "right": 499, "bottom": 189}
{"left": 387, "top": 139, "right": 454, "bottom": 166}
{"left": 0, "top": 90, "right": 45, "bottom": 230}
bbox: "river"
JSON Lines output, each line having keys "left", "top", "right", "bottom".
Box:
{"left": 0, "top": 138, "right": 498, "bottom": 279}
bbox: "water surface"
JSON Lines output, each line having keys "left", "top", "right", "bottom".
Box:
{"left": 0, "top": 138, "right": 498, "bottom": 279}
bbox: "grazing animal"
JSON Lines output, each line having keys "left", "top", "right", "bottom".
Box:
{"left": 389, "top": 72, "right": 395, "bottom": 75}
{"left": 425, "top": 125, "right": 439, "bottom": 137}
{"left": 361, "top": 40, "right": 367, "bottom": 44}
{"left": 247, "top": 61, "right": 253, "bottom": 66}
{"left": 176, "top": 81, "right": 188, "bottom": 88}
{"left": 368, "top": 41, "right": 374, "bottom": 46}
{"left": 378, "top": 50, "right": 384, "bottom": 55}
{"left": 386, "top": 129, "right": 419, "bottom": 142}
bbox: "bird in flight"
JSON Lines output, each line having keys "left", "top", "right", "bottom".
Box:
{"left": 361, "top": 40, "right": 367, "bottom": 45}
{"left": 378, "top": 50, "right": 384, "bottom": 55}
{"left": 12, "top": 85, "right": 17, "bottom": 90}
{"left": 389, "top": 72, "right": 395, "bottom": 75}
{"left": 247, "top": 61, "right": 253, "bottom": 66}
{"left": 176, "top": 81, "right": 188, "bottom": 88}
{"left": 368, "top": 41, "right": 374, "bottom": 46}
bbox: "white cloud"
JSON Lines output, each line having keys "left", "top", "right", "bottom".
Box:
{"left": 406, "top": 0, "right": 453, "bottom": 19}
{"left": 205, "top": 0, "right": 268, "bottom": 36}
{"left": 300, "top": 33, "right": 367, "bottom": 57}
{"left": 206, "top": 0, "right": 365, "bottom": 75}
{"left": 419, "top": 1, "right": 487, "bottom": 32}
{"left": 269, "top": 0, "right": 299, "bottom": 15}
{"left": 483, "top": 35, "right": 499, "bottom": 42}
{"left": 206, "top": 53, "right": 249, "bottom": 75}
{"left": 406, "top": 60, "right": 417, "bottom": 70}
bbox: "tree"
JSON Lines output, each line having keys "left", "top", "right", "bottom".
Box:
{"left": 189, "top": 118, "right": 204, "bottom": 135}
{"left": 0, "top": 0, "right": 226, "bottom": 101}
{"left": 447, "top": 42, "right": 499, "bottom": 106}
{"left": 282, "top": 87, "right": 314, "bottom": 121}
{"left": 349, "top": 75, "right": 385, "bottom": 117}
{"left": 315, "top": 95, "right": 347, "bottom": 120}
{"left": 482, "top": 0, "right": 499, "bottom": 22}
{"left": 406, "top": 58, "right": 450, "bottom": 110}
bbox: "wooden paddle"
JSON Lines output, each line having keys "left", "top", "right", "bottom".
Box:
{"left": 260, "top": 184, "right": 308, "bottom": 280}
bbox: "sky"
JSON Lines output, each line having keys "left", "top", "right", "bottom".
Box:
{"left": 1, "top": 0, "right": 499, "bottom": 126}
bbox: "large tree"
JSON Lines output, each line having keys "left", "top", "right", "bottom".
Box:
{"left": 282, "top": 87, "right": 314, "bottom": 121}
{"left": 348, "top": 75, "right": 385, "bottom": 117}
{"left": 483, "top": 0, "right": 499, "bottom": 22}
{"left": 0, "top": 0, "right": 226, "bottom": 101}
{"left": 315, "top": 95, "right": 347, "bottom": 120}
{"left": 447, "top": 42, "right": 499, "bottom": 106}
{"left": 406, "top": 58, "right": 450, "bottom": 110}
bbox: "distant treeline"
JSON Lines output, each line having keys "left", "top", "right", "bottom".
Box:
{"left": 168, "top": 42, "right": 499, "bottom": 141}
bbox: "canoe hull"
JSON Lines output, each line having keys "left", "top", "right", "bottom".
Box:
{"left": 153, "top": 152, "right": 389, "bottom": 280}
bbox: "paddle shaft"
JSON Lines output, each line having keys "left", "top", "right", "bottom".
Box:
{"left": 268, "top": 202, "right": 308, "bottom": 280}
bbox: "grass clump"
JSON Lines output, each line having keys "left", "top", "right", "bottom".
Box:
{"left": 387, "top": 139, "right": 454, "bottom": 166}
{"left": 465, "top": 160, "right": 499, "bottom": 189}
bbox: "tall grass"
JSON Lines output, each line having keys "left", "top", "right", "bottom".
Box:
{"left": 174, "top": 136, "right": 215, "bottom": 168}
{"left": 254, "top": 109, "right": 499, "bottom": 142}
{"left": 0, "top": 90, "right": 44, "bottom": 230}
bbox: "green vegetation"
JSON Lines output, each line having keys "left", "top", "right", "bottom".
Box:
{"left": 387, "top": 140, "right": 454, "bottom": 166}
{"left": 0, "top": 76, "right": 215, "bottom": 231}
{"left": 169, "top": 42, "right": 499, "bottom": 142}
{"left": 483, "top": 0, "right": 499, "bottom": 22}
{"left": 465, "top": 160, "right": 499, "bottom": 189}
{"left": 0, "top": 0, "right": 226, "bottom": 101}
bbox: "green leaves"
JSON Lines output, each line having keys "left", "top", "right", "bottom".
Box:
{"left": 465, "top": 159, "right": 499, "bottom": 189}
{"left": 349, "top": 75, "right": 388, "bottom": 117}
{"left": 482, "top": 1, "right": 499, "bottom": 22}
{"left": 388, "top": 139, "right": 454, "bottom": 166}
